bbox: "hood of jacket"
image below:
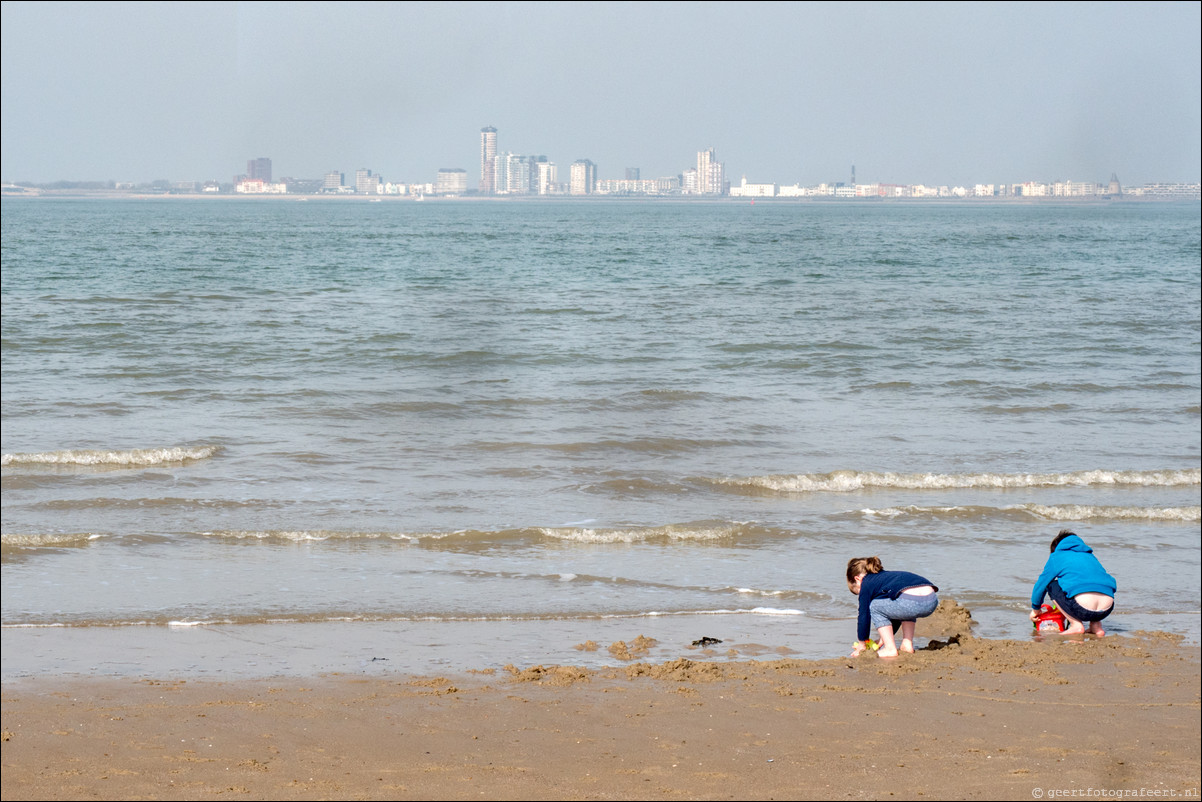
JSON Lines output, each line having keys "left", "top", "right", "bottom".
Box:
{"left": 1054, "top": 534, "right": 1093, "bottom": 555}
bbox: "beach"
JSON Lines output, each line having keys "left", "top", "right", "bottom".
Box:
{"left": 3, "top": 198, "right": 1198, "bottom": 799}
{"left": 2, "top": 624, "right": 1198, "bottom": 801}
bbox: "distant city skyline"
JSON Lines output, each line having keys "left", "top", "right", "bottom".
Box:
{"left": 8, "top": 130, "right": 1200, "bottom": 199}
{"left": 14, "top": 138, "right": 1199, "bottom": 201}
{"left": 5, "top": 121, "right": 1201, "bottom": 197}
{"left": 3, "top": 3, "right": 1200, "bottom": 187}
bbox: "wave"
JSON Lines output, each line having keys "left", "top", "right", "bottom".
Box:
{"left": 201, "top": 520, "right": 770, "bottom": 545}
{"left": 1, "top": 445, "right": 219, "bottom": 468}
{"left": 33, "top": 497, "right": 285, "bottom": 511}
{"left": 474, "top": 437, "right": 733, "bottom": 455}
{"left": 713, "top": 468, "right": 1201, "bottom": 494}
{"left": 1, "top": 532, "right": 177, "bottom": 552}
{"left": 0, "top": 522, "right": 775, "bottom": 551}
{"left": 203, "top": 529, "right": 424, "bottom": 543}
{"left": 1, "top": 532, "right": 103, "bottom": 549}
{"left": 537, "top": 521, "right": 758, "bottom": 543}
{"left": 853, "top": 504, "right": 1200, "bottom": 523}
{"left": 730, "top": 586, "right": 827, "bottom": 603}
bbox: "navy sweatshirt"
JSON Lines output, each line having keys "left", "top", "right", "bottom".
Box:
{"left": 856, "top": 570, "right": 938, "bottom": 642}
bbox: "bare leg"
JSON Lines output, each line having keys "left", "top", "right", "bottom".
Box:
{"left": 1087, "top": 620, "right": 1106, "bottom": 638}
{"left": 876, "top": 625, "right": 899, "bottom": 658}
{"left": 1061, "top": 611, "right": 1086, "bottom": 635}
{"left": 899, "top": 620, "right": 916, "bottom": 653}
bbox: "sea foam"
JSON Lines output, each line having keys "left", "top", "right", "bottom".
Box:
{"left": 719, "top": 468, "right": 1201, "bottom": 493}
{"left": 1, "top": 446, "right": 219, "bottom": 467}
{"left": 854, "top": 503, "right": 1200, "bottom": 522}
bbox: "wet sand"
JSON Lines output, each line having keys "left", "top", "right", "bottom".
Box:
{"left": 2, "top": 607, "right": 1198, "bottom": 801}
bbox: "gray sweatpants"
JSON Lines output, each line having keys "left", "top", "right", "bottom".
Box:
{"left": 869, "top": 593, "right": 939, "bottom": 633}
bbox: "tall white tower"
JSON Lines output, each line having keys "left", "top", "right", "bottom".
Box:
{"left": 697, "top": 148, "right": 724, "bottom": 195}
{"left": 480, "top": 126, "right": 498, "bottom": 194}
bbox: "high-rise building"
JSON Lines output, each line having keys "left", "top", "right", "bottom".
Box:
{"left": 492, "top": 153, "right": 510, "bottom": 194}
{"left": 528, "top": 155, "right": 547, "bottom": 194}
{"left": 570, "top": 160, "right": 597, "bottom": 195}
{"left": 696, "top": 148, "right": 725, "bottom": 195}
{"left": 480, "top": 126, "right": 497, "bottom": 194}
{"left": 681, "top": 168, "right": 699, "bottom": 194}
{"left": 491, "top": 153, "right": 531, "bottom": 195}
{"left": 507, "top": 155, "right": 530, "bottom": 194}
{"left": 696, "top": 149, "right": 712, "bottom": 194}
{"left": 625, "top": 167, "right": 640, "bottom": 180}
{"left": 247, "top": 157, "right": 272, "bottom": 182}
{"left": 355, "top": 168, "right": 379, "bottom": 194}
{"left": 536, "top": 161, "right": 557, "bottom": 195}
{"left": 323, "top": 171, "right": 344, "bottom": 191}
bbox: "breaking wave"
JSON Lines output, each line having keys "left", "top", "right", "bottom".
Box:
{"left": 1, "top": 532, "right": 103, "bottom": 549}
{"left": 203, "top": 521, "right": 768, "bottom": 545}
{"left": 715, "top": 468, "right": 1201, "bottom": 494}
{"left": 536, "top": 521, "right": 759, "bottom": 544}
{"left": 854, "top": 504, "right": 1200, "bottom": 523}
{"left": 1, "top": 446, "right": 219, "bottom": 468}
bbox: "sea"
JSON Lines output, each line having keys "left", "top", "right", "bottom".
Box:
{"left": 2, "top": 195, "right": 1199, "bottom": 681}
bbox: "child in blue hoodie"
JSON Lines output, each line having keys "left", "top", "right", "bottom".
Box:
{"left": 1030, "top": 530, "right": 1116, "bottom": 637}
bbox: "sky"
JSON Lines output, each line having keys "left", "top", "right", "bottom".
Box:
{"left": 2, "top": 1, "right": 1200, "bottom": 187}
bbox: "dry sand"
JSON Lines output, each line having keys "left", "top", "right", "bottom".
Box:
{"left": 2, "top": 602, "right": 1198, "bottom": 801}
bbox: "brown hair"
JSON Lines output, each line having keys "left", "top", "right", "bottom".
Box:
{"left": 1049, "top": 529, "right": 1076, "bottom": 553}
{"left": 846, "top": 556, "right": 884, "bottom": 583}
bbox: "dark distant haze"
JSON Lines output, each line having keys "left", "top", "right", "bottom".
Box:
{"left": 2, "top": 1, "right": 1200, "bottom": 186}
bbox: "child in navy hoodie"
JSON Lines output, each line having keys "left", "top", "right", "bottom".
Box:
{"left": 1031, "top": 530, "right": 1116, "bottom": 637}
{"left": 847, "top": 556, "right": 939, "bottom": 658}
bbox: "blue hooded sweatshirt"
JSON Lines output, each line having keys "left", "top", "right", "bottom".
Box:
{"left": 1030, "top": 534, "right": 1116, "bottom": 610}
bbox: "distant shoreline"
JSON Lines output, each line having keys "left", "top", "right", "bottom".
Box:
{"left": 3, "top": 188, "right": 1197, "bottom": 203}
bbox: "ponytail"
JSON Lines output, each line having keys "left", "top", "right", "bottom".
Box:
{"left": 846, "top": 556, "right": 884, "bottom": 583}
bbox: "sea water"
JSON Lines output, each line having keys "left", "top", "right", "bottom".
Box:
{"left": 2, "top": 196, "right": 1199, "bottom": 679}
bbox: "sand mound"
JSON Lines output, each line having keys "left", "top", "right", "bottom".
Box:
{"left": 504, "top": 664, "right": 592, "bottom": 685}
{"left": 922, "top": 596, "right": 977, "bottom": 641}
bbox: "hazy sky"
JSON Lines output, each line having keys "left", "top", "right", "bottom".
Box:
{"left": 3, "top": 1, "right": 1200, "bottom": 187}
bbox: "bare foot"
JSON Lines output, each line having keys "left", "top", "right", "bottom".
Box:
{"left": 876, "top": 646, "right": 899, "bottom": 658}
{"left": 899, "top": 640, "right": 915, "bottom": 654}
{"left": 1088, "top": 622, "right": 1106, "bottom": 638}
{"left": 1063, "top": 622, "right": 1086, "bottom": 635}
